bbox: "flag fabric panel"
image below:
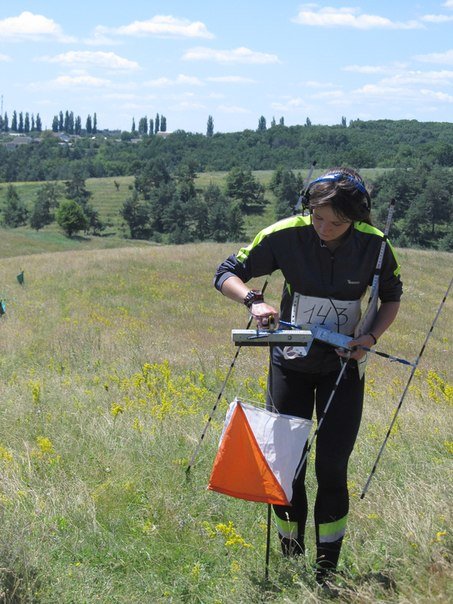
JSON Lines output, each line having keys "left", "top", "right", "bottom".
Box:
{"left": 208, "top": 398, "right": 312, "bottom": 506}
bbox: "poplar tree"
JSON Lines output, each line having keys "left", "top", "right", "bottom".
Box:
{"left": 206, "top": 115, "right": 214, "bottom": 137}
{"left": 257, "top": 116, "right": 267, "bottom": 131}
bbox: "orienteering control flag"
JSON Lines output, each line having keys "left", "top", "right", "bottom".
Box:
{"left": 208, "top": 399, "right": 312, "bottom": 506}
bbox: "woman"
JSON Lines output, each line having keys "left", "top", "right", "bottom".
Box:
{"left": 213, "top": 167, "right": 402, "bottom": 584}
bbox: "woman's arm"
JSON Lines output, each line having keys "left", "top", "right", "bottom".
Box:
{"left": 339, "top": 301, "right": 401, "bottom": 361}
{"left": 220, "top": 276, "right": 279, "bottom": 328}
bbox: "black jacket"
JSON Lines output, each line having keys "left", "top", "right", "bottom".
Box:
{"left": 214, "top": 215, "right": 403, "bottom": 373}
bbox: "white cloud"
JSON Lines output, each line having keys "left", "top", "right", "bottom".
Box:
{"left": 353, "top": 83, "right": 416, "bottom": 99}
{"left": 0, "top": 54, "right": 12, "bottom": 62}
{"left": 271, "top": 97, "right": 310, "bottom": 112}
{"left": 343, "top": 65, "right": 389, "bottom": 74}
{"left": 145, "top": 74, "right": 203, "bottom": 87}
{"left": 0, "top": 11, "right": 74, "bottom": 42}
{"left": 217, "top": 105, "right": 250, "bottom": 114}
{"left": 443, "top": 1, "right": 453, "bottom": 8}
{"left": 103, "top": 15, "right": 214, "bottom": 39}
{"left": 183, "top": 46, "right": 279, "bottom": 64}
{"left": 420, "top": 14, "right": 453, "bottom": 23}
{"left": 343, "top": 64, "right": 388, "bottom": 74}
{"left": 420, "top": 89, "right": 453, "bottom": 102}
{"left": 304, "top": 80, "right": 337, "bottom": 89}
{"left": 170, "top": 100, "right": 207, "bottom": 111}
{"left": 312, "top": 90, "right": 345, "bottom": 100}
{"left": 104, "top": 93, "right": 140, "bottom": 101}
{"left": 382, "top": 70, "right": 453, "bottom": 86}
{"left": 416, "top": 49, "right": 453, "bottom": 65}
{"left": 343, "top": 61, "right": 409, "bottom": 74}
{"left": 30, "top": 75, "right": 112, "bottom": 90}
{"left": 37, "top": 51, "right": 140, "bottom": 71}
{"left": 292, "top": 5, "right": 422, "bottom": 30}
{"left": 207, "top": 76, "right": 256, "bottom": 83}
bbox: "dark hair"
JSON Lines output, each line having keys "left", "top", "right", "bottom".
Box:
{"left": 307, "top": 167, "right": 372, "bottom": 224}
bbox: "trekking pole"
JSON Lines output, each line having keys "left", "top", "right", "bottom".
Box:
{"left": 293, "top": 358, "right": 350, "bottom": 482}
{"left": 361, "top": 276, "right": 453, "bottom": 498}
{"left": 355, "top": 198, "right": 396, "bottom": 339}
{"left": 265, "top": 504, "right": 272, "bottom": 581}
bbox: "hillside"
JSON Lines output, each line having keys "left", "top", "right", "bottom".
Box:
{"left": 0, "top": 243, "right": 451, "bottom": 602}
{"left": 0, "top": 169, "right": 391, "bottom": 254}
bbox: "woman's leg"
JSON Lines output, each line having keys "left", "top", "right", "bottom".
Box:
{"left": 267, "top": 363, "right": 316, "bottom": 555}
{"left": 313, "top": 363, "right": 364, "bottom": 579}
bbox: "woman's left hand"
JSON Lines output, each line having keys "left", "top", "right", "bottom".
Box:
{"left": 336, "top": 333, "right": 376, "bottom": 361}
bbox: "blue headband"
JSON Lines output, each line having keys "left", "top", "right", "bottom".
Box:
{"left": 309, "top": 172, "right": 368, "bottom": 195}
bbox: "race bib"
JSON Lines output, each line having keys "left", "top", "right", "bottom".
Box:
{"left": 283, "top": 294, "right": 361, "bottom": 360}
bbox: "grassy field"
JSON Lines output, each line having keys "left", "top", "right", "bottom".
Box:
{"left": 0, "top": 239, "right": 451, "bottom": 603}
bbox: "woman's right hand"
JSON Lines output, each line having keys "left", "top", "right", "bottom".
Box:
{"left": 249, "top": 302, "right": 279, "bottom": 330}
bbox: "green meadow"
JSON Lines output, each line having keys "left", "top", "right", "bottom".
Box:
{"left": 0, "top": 235, "right": 451, "bottom": 603}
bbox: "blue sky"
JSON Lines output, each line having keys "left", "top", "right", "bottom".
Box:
{"left": 1, "top": 1, "right": 452, "bottom": 133}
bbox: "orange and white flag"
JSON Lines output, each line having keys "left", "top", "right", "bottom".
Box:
{"left": 208, "top": 398, "right": 312, "bottom": 506}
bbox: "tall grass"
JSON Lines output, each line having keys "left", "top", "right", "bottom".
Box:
{"left": 0, "top": 243, "right": 451, "bottom": 602}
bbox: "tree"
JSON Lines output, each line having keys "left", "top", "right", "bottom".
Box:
{"left": 206, "top": 115, "right": 214, "bottom": 137}
{"left": 18, "top": 112, "right": 24, "bottom": 133}
{"left": 226, "top": 167, "right": 266, "bottom": 214}
{"left": 160, "top": 115, "right": 167, "bottom": 132}
{"left": 2, "top": 185, "right": 29, "bottom": 227}
{"left": 138, "top": 117, "right": 148, "bottom": 135}
{"left": 64, "top": 172, "right": 104, "bottom": 235}
{"left": 75, "top": 115, "right": 82, "bottom": 135}
{"left": 258, "top": 116, "right": 267, "bottom": 131}
{"left": 11, "top": 111, "right": 18, "bottom": 132}
{"left": 52, "top": 115, "right": 59, "bottom": 132}
{"left": 93, "top": 113, "right": 97, "bottom": 134}
{"left": 135, "top": 159, "right": 171, "bottom": 200}
{"left": 228, "top": 201, "right": 245, "bottom": 241}
{"left": 24, "top": 113, "right": 30, "bottom": 133}
{"left": 29, "top": 182, "right": 63, "bottom": 230}
{"left": 120, "top": 190, "right": 152, "bottom": 239}
{"left": 149, "top": 118, "right": 154, "bottom": 135}
{"left": 154, "top": 113, "right": 160, "bottom": 134}
{"left": 36, "top": 113, "right": 42, "bottom": 132}
{"left": 270, "top": 167, "right": 304, "bottom": 220}
{"left": 86, "top": 115, "right": 92, "bottom": 134}
{"left": 56, "top": 199, "right": 88, "bottom": 237}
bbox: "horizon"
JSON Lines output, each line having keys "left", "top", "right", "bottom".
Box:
{"left": 1, "top": 1, "right": 453, "bottom": 134}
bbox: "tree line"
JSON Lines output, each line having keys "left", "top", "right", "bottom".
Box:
{"left": 1, "top": 161, "right": 451, "bottom": 250}
{"left": 1, "top": 119, "right": 452, "bottom": 184}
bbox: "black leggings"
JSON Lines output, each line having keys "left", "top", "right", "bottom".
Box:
{"left": 267, "top": 361, "right": 364, "bottom": 570}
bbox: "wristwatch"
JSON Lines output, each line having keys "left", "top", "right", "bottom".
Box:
{"left": 243, "top": 289, "right": 264, "bottom": 308}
